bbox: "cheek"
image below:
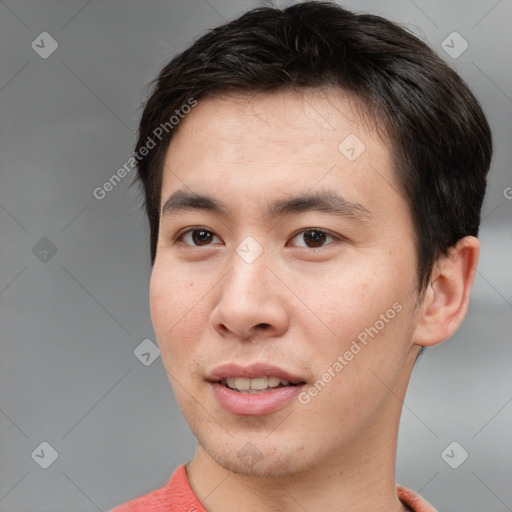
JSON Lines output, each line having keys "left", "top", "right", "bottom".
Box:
{"left": 149, "top": 260, "right": 213, "bottom": 361}
{"left": 291, "top": 254, "right": 409, "bottom": 356}
{"left": 307, "top": 266, "right": 416, "bottom": 400}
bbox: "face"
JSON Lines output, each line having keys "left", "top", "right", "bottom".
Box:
{"left": 150, "top": 88, "right": 421, "bottom": 477}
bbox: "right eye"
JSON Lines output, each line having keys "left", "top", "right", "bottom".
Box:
{"left": 176, "top": 227, "right": 222, "bottom": 247}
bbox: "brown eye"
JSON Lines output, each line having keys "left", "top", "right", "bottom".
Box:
{"left": 192, "top": 230, "right": 213, "bottom": 245}
{"left": 289, "top": 229, "right": 338, "bottom": 249}
{"left": 303, "top": 230, "right": 327, "bottom": 247}
{"left": 178, "top": 228, "right": 221, "bottom": 246}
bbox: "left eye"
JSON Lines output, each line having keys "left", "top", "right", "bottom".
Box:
{"left": 289, "top": 229, "right": 338, "bottom": 249}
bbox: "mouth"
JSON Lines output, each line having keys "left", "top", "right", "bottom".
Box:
{"left": 217, "top": 376, "right": 304, "bottom": 394}
{"left": 207, "top": 363, "right": 307, "bottom": 416}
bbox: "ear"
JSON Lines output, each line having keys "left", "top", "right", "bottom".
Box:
{"left": 412, "top": 236, "right": 480, "bottom": 347}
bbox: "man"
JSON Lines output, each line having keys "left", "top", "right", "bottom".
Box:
{"left": 112, "top": 2, "right": 492, "bottom": 511}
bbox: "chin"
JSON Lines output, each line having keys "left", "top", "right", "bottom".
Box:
{"left": 212, "top": 447, "right": 305, "bottom": 478}
{"left": 194, "top": 427, "right": 317, "bottom": 478}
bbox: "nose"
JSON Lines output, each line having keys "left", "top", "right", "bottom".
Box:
{"left": 210, "top": 248, "right": 290, "bottom": 341}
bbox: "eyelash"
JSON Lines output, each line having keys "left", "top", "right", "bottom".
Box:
{"left": 174, "top": 226, "right": 343, "bottom": 250}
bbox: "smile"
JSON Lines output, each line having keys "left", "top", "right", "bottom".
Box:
{"left": 221, "top": 376, "right": 297, "bottom": 393}
{"left": 207, "top": 362, "right": 306, "bottom": 415}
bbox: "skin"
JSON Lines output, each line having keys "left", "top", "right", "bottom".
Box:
{"left": 149, "top": 88, "right": 479, "bottom": 512}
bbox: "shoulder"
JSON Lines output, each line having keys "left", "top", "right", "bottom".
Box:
{"left": 397, "top": 485, "right": 438, "bottom": 512}
{"left": 110, "top": 464, "right": 205, "bottom": 512}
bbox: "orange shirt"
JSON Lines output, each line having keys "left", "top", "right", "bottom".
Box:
{"left": 111, "top": 464, "right": 437, "bottom": 512}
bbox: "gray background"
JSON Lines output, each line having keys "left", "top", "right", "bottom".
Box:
{"left": 0, "top": 0, "right": 511, "bottom": 511}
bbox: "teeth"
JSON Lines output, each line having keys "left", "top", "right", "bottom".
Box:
{"left": 251, "top": 377, "right": 270, "bottom": 390}
{"left": 225, "top": 376, "right": 291, "bottom": 391}
{"left": 268, "top": 376, "right": 281, "bottom": 387}
{"left": 235, "top": 377, "right": 250, "bottom": 390}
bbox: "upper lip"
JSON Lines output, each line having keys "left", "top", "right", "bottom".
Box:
{"left": 207, "top": 363, "right": 305, "bottom": 384}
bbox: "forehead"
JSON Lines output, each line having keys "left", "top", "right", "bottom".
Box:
{"left": 160, "top": 88, "right": 400, "bottom": 214}
{"left": 167, "top": 87, "right": 384, "bottom": 157}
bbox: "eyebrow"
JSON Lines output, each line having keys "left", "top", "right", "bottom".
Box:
{"left": 161, "top": 188, "right": 372, "bottom": 222}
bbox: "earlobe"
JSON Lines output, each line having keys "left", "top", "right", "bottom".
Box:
{"left": 412, "top": 236, "right": 480, "bottom": 347}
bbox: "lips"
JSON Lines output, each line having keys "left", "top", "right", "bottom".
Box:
{"left": 207, "top": 362, "right": 305, "bottom": 385}
{"left": 207, "top": 363, "right": 306, "bottom": 416}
